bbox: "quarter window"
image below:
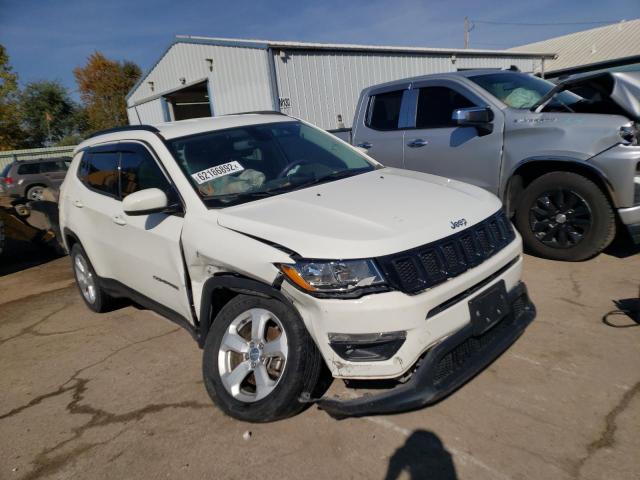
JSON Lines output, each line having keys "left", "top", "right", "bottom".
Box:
{"left": 366, "top": 90, "right": 404, "bottom": 130}
{"left": 415, "top": 87, "right": 476, "bottom": 129}
{"left": 17, "top": 163, "right": 40, "bottom": 175}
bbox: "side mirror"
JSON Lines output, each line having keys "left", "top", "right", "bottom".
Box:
{"left": 123, "top": 188, "right": 169, "bottom": 216}
{"left": 452, "top": 107, "right": 494, "bottom": 135}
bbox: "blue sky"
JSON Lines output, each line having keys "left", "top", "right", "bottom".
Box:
{"left": 1, "top": 0, "right": 638, "bottom": 99}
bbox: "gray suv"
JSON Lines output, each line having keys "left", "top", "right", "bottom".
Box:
{"left": 1, "top": 157, "right": 70, "bottom": 201}
{"left": 351, "top": 70, "right": 640, "bottom": 261}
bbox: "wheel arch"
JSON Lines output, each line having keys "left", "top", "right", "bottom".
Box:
{"left": 198, "top": 274, "right": 292, "bottom": 348}
{"left": 504, "top": 158, "right": 616, "bottom": 216}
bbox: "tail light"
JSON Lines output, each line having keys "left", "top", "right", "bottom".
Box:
{"left": 3, "top": 176, "right": 13, "bottom": 185}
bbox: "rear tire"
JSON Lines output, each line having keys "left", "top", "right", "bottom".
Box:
{"left": 515, "top": 172, "right": 615, "bottom": 261}
{"left": 70, "top": 243, "right": 114, "bottom": 312}
{"left": 202, "top": 294, "right": 323, "bottom": 422}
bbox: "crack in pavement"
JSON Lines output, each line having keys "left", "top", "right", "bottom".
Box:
{"left": 0, "top": 282, "right": 75, "bottom": 308}
{"left": 0, "top": 302, "right": 73, "bottom": 347}
{"left": 570, "top": 380, "right": 640, "bottom": 479}
{"left": 1, "top": 326, "right": 212, "bottom": 480}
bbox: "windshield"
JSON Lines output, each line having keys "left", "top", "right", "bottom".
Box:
{"left": 469, "top": 72, "right": 584, "bottom": 111}
{"left": 167, "top": 121, "right": 375, "bottom": 207}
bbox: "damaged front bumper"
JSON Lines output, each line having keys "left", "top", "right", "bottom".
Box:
{"left": 316, "top": 282, "right": 535, "bottom": 419}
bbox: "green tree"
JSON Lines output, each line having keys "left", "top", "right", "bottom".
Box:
{"left": 19, "top": 80, "right": 80, "bottom": 147}
{"left": 74, "top": 52, "right": 141, "bottom": 132}
{"left": 0, "top": 44, "right": 25, "bottom": 150}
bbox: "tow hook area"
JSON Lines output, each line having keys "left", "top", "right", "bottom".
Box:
{"left": 314, "top": 283, "right": 536, "bottom": 419}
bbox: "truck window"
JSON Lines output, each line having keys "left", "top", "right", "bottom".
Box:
{"left": 416, "top": 87, "right": 475, "bottom": 128}
{"left": 119, "top": 145, "right": 172, "bottom": 198}
{"left": 80, "top": 152, "right": 119, "bottom": 197}
{"left": 366, "top": 90, "right": 404, "bottom": 130}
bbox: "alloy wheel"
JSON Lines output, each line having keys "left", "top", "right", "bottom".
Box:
{"left": 529, "top": 189, "right": 592, "bottom": 249}
{"left": 74, "top": 254, "right": 97, "bottom": 304}
{"left": 218, "top": 308, "right": 288, "bottom": 403}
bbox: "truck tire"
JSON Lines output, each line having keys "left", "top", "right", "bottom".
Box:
{"left": 202, "top": 294, "right": 323, "bottom": 422}
{"left": 515, "top": 172, "right": 615, "bottom": 261}
{"left": 70, "top": 243, "right": 114, "bottom": 312}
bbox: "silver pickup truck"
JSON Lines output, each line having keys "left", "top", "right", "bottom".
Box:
{"left": 350, "top": 70, "right": 640, "bottom": 261}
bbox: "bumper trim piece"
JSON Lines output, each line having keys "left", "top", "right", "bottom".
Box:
{"left": 316, "top": 282, "right": 536, "bottom": 419}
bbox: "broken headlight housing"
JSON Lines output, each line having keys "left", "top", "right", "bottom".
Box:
{"left": 277, "top": 259, "right": 388, "bottom": 297}
{"left": 619, "top": 122, "right": 639, "bottom": 145}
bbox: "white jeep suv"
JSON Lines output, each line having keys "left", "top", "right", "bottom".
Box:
{"left": 59, "top": 113, "right": 535, "bottom": 421}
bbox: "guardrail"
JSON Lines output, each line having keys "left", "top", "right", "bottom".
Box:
{"left": 0, "top": 145, "right": 77, "bottom": 170}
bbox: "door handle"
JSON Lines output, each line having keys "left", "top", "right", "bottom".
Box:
{"left": 73, "top": 200, "right": 83, "bottom": 208}
{"left": 112, "top": 215, "right": 127, "bottom": 226}
{"left": 407, "top": 139, "right": 429, "bottom": 148}
{"left": 356, "top": 142, "right": 373, "bottom": 149}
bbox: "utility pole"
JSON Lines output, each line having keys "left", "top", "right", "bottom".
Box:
{"left": 464, "top": 16, "right": 469, "bottom": 49}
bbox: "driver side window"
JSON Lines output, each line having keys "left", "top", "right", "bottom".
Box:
{"left": 416, "top": 86, "right": 476, "bottom": 129}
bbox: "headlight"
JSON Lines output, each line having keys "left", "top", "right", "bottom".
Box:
{"left": 277, "top": 259, "right": 387, "bottom": 296}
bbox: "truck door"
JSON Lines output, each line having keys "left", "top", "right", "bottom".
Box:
{"left": 351, "top": 83, "right": 412, "bottom": 168}
{"left": 402, "top": 81, "right": 503, "bottom": 195}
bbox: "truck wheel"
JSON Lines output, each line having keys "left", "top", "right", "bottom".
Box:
{"left": 70, "top": 243, "right": 114, "bottom": 312}
{"left": 202, "top": 294, "right": 323, "bottom": 422}
{"left": 515, "top": 172, "right": 615, "bottom": 261}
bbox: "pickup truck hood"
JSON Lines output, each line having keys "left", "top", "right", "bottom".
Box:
{"left": 536, "top": 71, "right": 640, "bottom": 121}
{"left": 217, "top": 168, "right": 502, "bottom": 259}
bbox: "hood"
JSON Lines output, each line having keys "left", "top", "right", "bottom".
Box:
{"left": 534, "top": 71, "right": 640, "bottom": 121}
{"left": 217, "top": 169, "right": 502, "bottom": 259}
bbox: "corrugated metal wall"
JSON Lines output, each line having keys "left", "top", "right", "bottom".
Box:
{"left": 128, "top": 98, "right": 166, "bottom": 125}
{"left": 273, "top": 51, "right": 540, "bottom": 130}
{"left": 128, "top": 42, "right": 274, "bottom": 117}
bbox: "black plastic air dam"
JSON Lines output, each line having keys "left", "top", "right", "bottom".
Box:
{"left": 315, "top": 282, "right": 536, "bottom": 419}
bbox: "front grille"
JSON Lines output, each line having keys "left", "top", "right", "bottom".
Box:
{"left": 377, "top": 210, "right": 515, "bottom": 294}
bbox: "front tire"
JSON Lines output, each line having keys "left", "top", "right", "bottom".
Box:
{"left": 202, "top": 294, "right": 323, "bottom": 422}
{"left": 515, "top": 172, "right": 615, "bottom": 261}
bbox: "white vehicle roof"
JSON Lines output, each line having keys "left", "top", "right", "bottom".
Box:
{"left": 75, "top": 113, "right": 293, "bottom": 152}
{"left": 155, "top": 113, "right": 292, "bottom": 140}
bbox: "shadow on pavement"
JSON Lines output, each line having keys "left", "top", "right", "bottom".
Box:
{"left": 603, "top": 232, "right": 640, "bottom": 259}
{"left": 603, "top": 298, "right": 640, "bottom": 328}
{"left": 0, "top": 238, "right": 63, "bottom": 276}
{"left": 384, "top": 430, "right": 458, "bottom": 480}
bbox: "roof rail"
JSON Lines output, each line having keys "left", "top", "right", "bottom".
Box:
{"left": 223, "top": 110, "right": 288, "bottom": 116}
{"left": 87, "top": 125, "right": 160, "bottom": 139}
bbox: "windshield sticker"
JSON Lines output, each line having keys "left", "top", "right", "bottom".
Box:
{"left": 191, "top": 161, "right": 245, "bottom": 184}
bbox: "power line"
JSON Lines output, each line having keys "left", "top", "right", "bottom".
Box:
{"left": 472, "top": 19, "right": 622, "bottom": 27}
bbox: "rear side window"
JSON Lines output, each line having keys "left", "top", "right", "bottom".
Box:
{"left": 119, "top": 144, "right": 171, "bottom": 198}
{"left": 81, "top": 152, "right": 119, "bottom": 197}
{"left": 366, "top": 90, "right": 404, "bottom": 130}
{"left": 17, "top": 163, "right": 40, "bottom": 175}
{"left": 416, "top": 86, "right": 476, "bottom": 128}
{"left": 40, "top": 161, "right": 62, "bottom": 173}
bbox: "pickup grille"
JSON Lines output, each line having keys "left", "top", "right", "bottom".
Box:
{"left": 376, "top": 210, "right": 515, "bottom": 294}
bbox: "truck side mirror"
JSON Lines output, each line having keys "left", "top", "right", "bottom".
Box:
{"left": 452, "top": 107, "right": 494, "bottom": 135}
{"left": 123, "top": 188, "right": 169, "bottom": 216}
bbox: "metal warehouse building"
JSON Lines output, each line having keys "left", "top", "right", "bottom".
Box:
{"left": 127, "top": 36, "right": 553, "bottom": 130}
